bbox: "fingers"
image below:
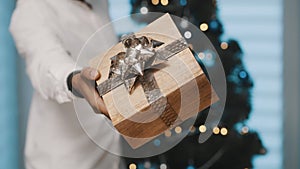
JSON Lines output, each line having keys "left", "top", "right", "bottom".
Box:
{"left": 72, "top": 67, "right": 109, "bottom": 118}
{"left": 81, "top": 67, "right": 101, "bottom": 81}
{"left": 94, "top": 93, "right": 110, "bottom": 119}
{"left": 78, "top": 79, "right": 110, "bottom": 119}
{"left": 89, "top": 90, "right": 110, "bottom": 119}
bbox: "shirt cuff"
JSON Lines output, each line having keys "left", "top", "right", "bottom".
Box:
{"left": 48, "top": 62, "right": 82, "bottom": 104}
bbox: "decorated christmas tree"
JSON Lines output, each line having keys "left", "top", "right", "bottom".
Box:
{"left": 124, "top": 0, "right": 267, "bottom": 168}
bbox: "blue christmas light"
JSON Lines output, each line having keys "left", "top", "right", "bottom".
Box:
{"left": 138, "top": 163, "right": 144, "bottom": 169}
{"left": 186, "top": 165, "right": 195, "bottom": 169}
{"left": 154, "top": 139, "right": 161, "bottom": 147}
{"left": 180, "top": 0, "right": 187, "bottom": 6}
{"left": 239, "top": 70, "right": 247, "bottom": 79}
{"left": 209, "top": 20, "right": 218, "bottom": 30}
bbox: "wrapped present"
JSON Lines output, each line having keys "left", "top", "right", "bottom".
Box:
{"left": 90, "top": 14, "right": 219, "bottom": 149}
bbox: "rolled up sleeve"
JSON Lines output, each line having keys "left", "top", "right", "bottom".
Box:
{"left": 9, "top": 1, "right": 77, "bottom": 103}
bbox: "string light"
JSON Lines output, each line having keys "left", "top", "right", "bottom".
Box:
{"left": 180, "top": 19, "right": 189, "bottom": 29}
{"left": 200, "top": 50, "right": 216, "bottom": 67}
{"left": 129, "top": 163, "right": 137, "bottom": 169}
{"left": 160, "top": 163, "right": 167, "bottom": 169}
{"left": 213, "top": 127, "right": 220, "bottom": 134}
{"left": 187, "top": 165, "right": 195, "bottom": 169}
{"left": 161, "top": 0, "right": 169, "bottom": 6}
{"left": 198, "top": 52, "right": 205, "bottom": 59}
{"left": 259, "top": 148, "right": 267, "bottom": 155}
{"left": 206, "top": 52, "right": 213, "bottom": 60}
{"left": 140, "top": 6, "right": 148, "bottom": 14}
{"left": 151, "top": 0, "right": 159, "bottom": 5}
{"left": 199, "top": 23, "right": 209, "bottom": 31}
{"left": 199, "top": 125, "right": 207, "bottom": 133}
{"left": 165, "top": 130, "right": 172, "bottom": 137}
{"left": 239, "top": 70, "right": 247, "bottom": 79}
{"left": 241, "top": 126, "right": 249, "bottom": 134}
{"left": 144, "top": 161, "right": 151, "bottom": 168}
{"left": 154, "top": 139, "right": 161, "bottom": 146}
{"left": 220, "top": 42, "right": 228, "bottom": 50}
{"left": 184, "top": 31, "right": 192, "bottom": 39}
{"left": 220, "top": 128, "right": 228, "bottom": 136}
{"left": 175, "top": 126, "right": 182, "bottom": 134}
{"left": 180, "top": 0, "right": 187, "bottom": 6}
{"left": 209, "top": 20, "right": 218, "bottom": 30}
{"left": 189, "top": 126, "right": 196, "bottom": 133}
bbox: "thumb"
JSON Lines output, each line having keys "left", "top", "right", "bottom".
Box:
{"left": 81, "top": 67, "right": 101, "bottom": 81}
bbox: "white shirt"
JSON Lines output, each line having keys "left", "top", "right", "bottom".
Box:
{"left": 10, "top": 0, "right": 121, "bottom": 168}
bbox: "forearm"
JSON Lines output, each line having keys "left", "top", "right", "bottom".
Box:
{"left": 9, "top": 1, "right": 76, "bottom": 103}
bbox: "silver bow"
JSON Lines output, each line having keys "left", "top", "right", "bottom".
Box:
{"left": 109, "top": 35, "right": 167, "bottom": 93}
{"left": 97, "top": 35, "right": 188, "bottom": 96}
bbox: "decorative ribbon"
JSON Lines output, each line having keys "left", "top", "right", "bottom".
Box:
{"left": 97, "top": 35, "right": 188, "bottom": 127}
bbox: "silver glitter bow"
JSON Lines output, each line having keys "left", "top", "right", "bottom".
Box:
{"left": 97, "top": 35, "right": 188, "bottom": 96}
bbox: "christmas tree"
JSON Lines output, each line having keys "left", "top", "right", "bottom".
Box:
{"left": 124, "top": 0, "right": 266, "bottom": 168}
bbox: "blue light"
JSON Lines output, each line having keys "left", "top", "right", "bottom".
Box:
{"left": 239, "top": 70, "right": 247, "bottom": 79}
{"left": 138, "top": 163, "right": 144, "bottom": 169}
{"left": 180, "top": 0, "right": 187, "bottom": 6}
{"left": 154, "top": 139, "right": 161, "bottom": 146}
{"left": 186, "top": 165, "right": 195, "bottom": 169}
{"left": 210, "top": 20, "right": 218, "bottom": 30}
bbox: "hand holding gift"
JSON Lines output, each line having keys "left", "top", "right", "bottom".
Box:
{"left": 71, "top": 67, "right": 109, "bottom": 118}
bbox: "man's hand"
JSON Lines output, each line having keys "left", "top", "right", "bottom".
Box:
{"left": 71, "top": 67, "right": 109, "bottom": 118}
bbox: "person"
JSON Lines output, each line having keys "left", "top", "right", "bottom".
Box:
{"left": 9, "top": 0, "right": 121, "bottom": 168}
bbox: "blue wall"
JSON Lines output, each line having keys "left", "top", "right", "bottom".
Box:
{"left": 0, "top": 1, "right": 19, "bottom": 169}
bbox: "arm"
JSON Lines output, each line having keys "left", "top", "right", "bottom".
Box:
{"left": 10, "top": 1, "right": 75, "bottom": 103}
{"left": 9, "top": 1, "right": 109, "bottom": 117}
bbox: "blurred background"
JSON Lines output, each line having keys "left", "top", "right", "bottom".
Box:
{"left": 0, "top": 0, "right": 299, "bottom": 168}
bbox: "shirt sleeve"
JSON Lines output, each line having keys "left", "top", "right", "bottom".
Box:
{"left": 9, "top": 1, "right": 77, "bottom": 103}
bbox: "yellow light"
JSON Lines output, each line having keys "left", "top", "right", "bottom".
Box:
{"left": 175, "top": 126, "right": 182, "bottom": 134}
{"left": 199, "top": 125, "right": 207, "bottom": 133}
{"left": 152, "top": 0, "right": 159, "bottom": 5}
{"left": 129, "top": 163, "right": 137, "bottom": 169}
{"left": 259, "top": 148, "right": 267, "bottom": 155}
{"left": 220, "top": 128, "right": 228, "bottom": 136}
{"left": 200, "top": 23, "right": 209, "bottom": 31}
{"left": 189, "top": 126, "right": 196, "bottom": 133}
{"left": 241, "top": 126, "right": 249, "bottom": 134}
{"left": 220, "top": 42, "right": 228, "bottom": 50}
{"left": 213, "top": 127, "right": 220, "bottom": 134}
{"left": 164, "top": 130, "right": 172, "bottom": 137}
{"left": 161, "top": 0, "right": 169, "bottom": 6}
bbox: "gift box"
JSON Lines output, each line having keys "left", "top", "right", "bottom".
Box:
{"left": 90, "top": 14, "right": 219, "bottom": 149}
